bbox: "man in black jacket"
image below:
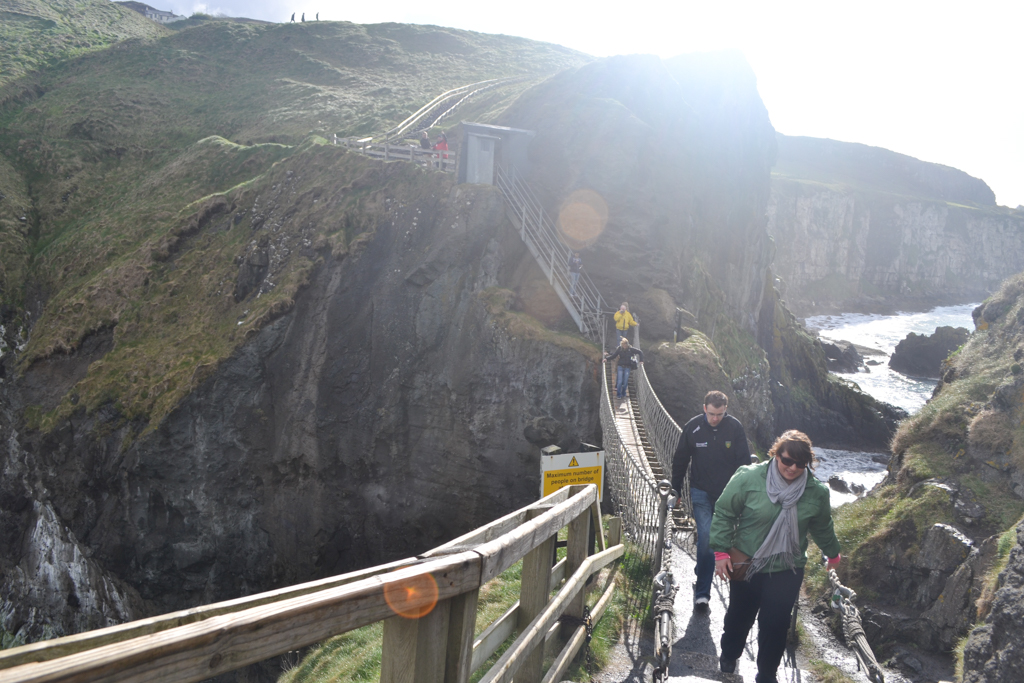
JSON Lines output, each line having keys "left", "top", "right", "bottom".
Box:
{"left": 672, "top": 390, "right": 751, "bottom": 611}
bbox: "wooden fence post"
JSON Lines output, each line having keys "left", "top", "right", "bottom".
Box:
{"left": 608, "top": 517, "right": 622, "bottom": 548}
{"left": 443, "top": 589, "right": 479, "bottom": 683}
{"left": 380, "top": 598, "right": 452, "bottom": 683}
{"left": 516, "top": 509, "right": 556, "bottom": 683}
{"left": 561, "top": 504, "right": 591, "bottom": 641}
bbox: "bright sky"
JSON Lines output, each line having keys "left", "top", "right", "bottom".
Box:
{"left": 170, "top": 0, "right": 1024, "bottom": 207}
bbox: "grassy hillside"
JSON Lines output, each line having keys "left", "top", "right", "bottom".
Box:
{"left": 772, "top": 133, "right": 999, "bottom": 208}
{"left": 0, "top": 18, "right": 589, "bottom": 433}
{"left": 0, "top": 0, "right": 169, "bottom": 91}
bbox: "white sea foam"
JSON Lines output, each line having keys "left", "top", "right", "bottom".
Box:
{"left": 813, "top": 448, "right": 889, "bottom": 507}
{"left": 805, "top": 303, "right": 977, "bottom": 414}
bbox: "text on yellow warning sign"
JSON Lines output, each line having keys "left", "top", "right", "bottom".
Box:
{"left": 542, "top": 466, "right": 603, "bottom": 498}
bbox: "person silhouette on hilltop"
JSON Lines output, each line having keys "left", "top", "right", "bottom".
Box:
{"left": 301, "top": 12, "right": 305, "bottom": 22}
{"left": 290, "top": 12, "right": 295, "bottom": 21}
{"left": 316, "top": 12, "right": 319, "bottom": 20}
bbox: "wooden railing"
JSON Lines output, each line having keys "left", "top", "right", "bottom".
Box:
{"left": 379, "top": 79, "right": 501, "bottom": 142}
{"left": 340, "top": 137, "right": 455, "bottom": 173}
{"left": 495, "top": 165, "right": 607, "bottom": 345}
{"left": 0, "top": 485, "right": 621, "bottom": 683}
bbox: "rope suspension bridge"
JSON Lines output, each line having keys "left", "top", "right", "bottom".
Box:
{"left": 0, "top": 86, "right": 887, "bottom": 683}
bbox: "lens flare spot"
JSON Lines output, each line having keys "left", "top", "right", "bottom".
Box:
{"left": 383, "top": 572, "right": 439, "bottom": 619}
{"left": 558, "top": 189, "right": 608, "bottom": 248}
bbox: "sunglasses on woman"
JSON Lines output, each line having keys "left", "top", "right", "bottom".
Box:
{"left": 779, "top": 455, "right": 807, "bottom": 469}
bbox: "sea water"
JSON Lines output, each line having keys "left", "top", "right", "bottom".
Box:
{"left": 804, "top": 303, "right": 978, "bottom": 415}
{"left": 813, "top": 448, "right": 889, "bottom": 507}
{"left": 803, "top": 303, "right": 978, "bottom": 505}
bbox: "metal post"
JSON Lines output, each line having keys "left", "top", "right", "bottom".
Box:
{"left": 652, "top": 480, "right": 671, "bottom": 577}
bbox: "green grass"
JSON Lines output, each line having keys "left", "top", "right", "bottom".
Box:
{"left": 0, "top": 0, "right": 168, "bottom": 92}
{"left": 771, "top": 135, "right": 998, "bottom": 210}
{"left": 279, "top": 517, "right": 628, "bottom": 683}
{"left": 809, "top": 659, "right": 857, "bottom": 683}
{"left": 279, "top": 621, "right": 384, "bottom": 683}
{"left": 0, "top": 16, "right": 589, "bottom": 431}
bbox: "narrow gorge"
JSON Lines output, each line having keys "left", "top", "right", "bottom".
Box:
{"left": 0, "top": 17, "right": 899, "bottom": 648}
{"left": 4, "top": 7, "right": 1023, "bottom": 683}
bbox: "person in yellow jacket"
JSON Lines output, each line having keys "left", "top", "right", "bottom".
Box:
{"left": 613, "top": 302, "right": 637, "bottom": 341}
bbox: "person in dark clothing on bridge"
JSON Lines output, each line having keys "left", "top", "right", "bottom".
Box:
{"left": 671, "top": 390, "right": 750, "bottom": 612}
{"left": 419, "top": 131, "right": 431, "bottom": 149}
{"left": 604, "top": 338, "right": 643, "bottom": 399}
{"left": 568, "top": 251, "right": 582, "bottom": 296}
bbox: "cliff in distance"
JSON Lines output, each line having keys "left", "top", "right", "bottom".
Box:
{"left": 767, "top": 134, "right": 1024, "bottom": 315}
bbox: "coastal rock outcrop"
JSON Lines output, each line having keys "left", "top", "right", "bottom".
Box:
{"left": 830, "top": 273, "right": 1024, "bottom": 668}
{"left": 962, "top": 520, "right": 1024, "bottom": 683}
{"left": 889, "top": 326, "right": 970, "bottom": 378}
{"left": 821, "top": 339, "right": 862, "bottom": 373}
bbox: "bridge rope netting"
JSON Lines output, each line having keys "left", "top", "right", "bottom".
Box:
{"left": 600, "top": 363, "right": 663, "bottom": 564}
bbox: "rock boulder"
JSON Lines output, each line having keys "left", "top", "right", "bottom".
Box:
{"left": 889, "top": 326, "right": 970, "bottom": 378}
{"left": 962, "top": 521, "right": 1024, "bottom": 682}
{"left": 820, "top": 339, "right": 862, "bottom": 373}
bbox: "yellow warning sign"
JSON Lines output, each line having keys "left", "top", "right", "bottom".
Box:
{"left": 542, "top": 466, "right": 603, "bottom": 498}
{"left": 539, "top": 450, "right": 605, "bottom": 501}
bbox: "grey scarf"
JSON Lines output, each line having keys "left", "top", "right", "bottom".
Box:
{"left": 746, "top": 460, "right": 807, "bottom": 577}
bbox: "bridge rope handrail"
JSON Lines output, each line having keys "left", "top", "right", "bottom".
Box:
{"left": 632, "top": 326, "right": 687, "bottom": 509}
{"left": 830, "top": 569, "right": 886, "bottom": 683}
{"left": 600, "top": 357, "right": 662, "bottom": 563}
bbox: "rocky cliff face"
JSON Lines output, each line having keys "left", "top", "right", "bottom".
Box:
{"left": 497, "top": 52, "right": 781, "bottom": 444}
{"left": 503, "top": 52, "right": 777, "bottom": 336}
{"left": 1, "top": 157, "right": 601, "bottom": 639}
{"left": 767, "top": 135, "right": 1024, "bottom": 314}
{"left": 962, "top": 520, "right": 1024, "bottom": 683}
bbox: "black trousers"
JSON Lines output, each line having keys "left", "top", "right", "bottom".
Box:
{"left": 720, "top": 567, "right": 804, "bottom": 683}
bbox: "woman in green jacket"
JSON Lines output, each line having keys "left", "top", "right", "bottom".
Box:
{"left": 710, "top": 430, "right": 841, "bottom": 683}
